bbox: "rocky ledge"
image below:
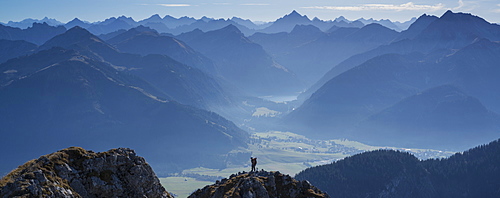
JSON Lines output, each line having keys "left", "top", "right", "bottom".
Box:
{"left": 0, "top": 147, "right": 173, "bottom": 198}
{"left": 189, "top": 170, "right": 329, "bottom": 198}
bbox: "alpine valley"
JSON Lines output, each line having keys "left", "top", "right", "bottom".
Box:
{"left": 1, "top": 9, "right": 500, "bottom": 198}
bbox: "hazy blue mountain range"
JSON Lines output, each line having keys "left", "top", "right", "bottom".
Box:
{"left": 0, "top": 22, "right": 66, "bottom": 45}
{"left": 251, "top": 23, "right": 399, "bottom": 85}
{"left": 99, "top": 25, "right": 285, "bottom": 123}
{"left": 304, "top": 10, "right": 500, "bottom": 100}
{"left": 86, "top": 16, "right": 136, "bottom": 35}
{"left": 250, "top": 24, "right": 326, "bottom": 58}
{"left": 0, "top": 46, "right": 249, "bottom": 175}
{"left": 3, "top": 17, "right": 63, "bottom": 29}
{"left": 357, "top": 17, "right": 417, "bottom": 32}
{"left": 231, "top": 16, "right": 272, "bottom": 30}
{"left": 314, "top": 17, "right": 365, "bottom": 32}
{"left": 295, "top": 138, "right": 500, "bottom": 197}
{"left": 136, "top": 14, "right": 171, "bottom": 33}
{"left": 254, "top": 10, "right": 410, "bottom": 34}
{"left": 255, "top": 10, "right": 366, "bottom": 34}
{"left": 105, "top": 25, "right": 217, "bottom": 75}
{"left": 1, "top": 10, "right": 499, "bottom": 185}
{"left": 64, "top": 18, "right": 93, "bottom": 29}
{"left": 3, "top": 10, "right": 412, "bottom": 39}
{"left": 393, "top": 14, "right": 438, "bottom": 42}
{"left": 39, "top": 27, "right": 241, "bottom": 112}
{"left": 285, "top": 11, "right": 500, "bottom": 150}
{"left": 0, "top": 27, "right": 262, "bottom": 175}
{"left": 35, "top": 25, "right": 284, "bottom": 125}
{"left": 0, "top": 39, "right": 37, "bottom": 64}
{"left": 258, "top": 10, "right": 313, "bottom": 33}
{"left": 177, "top": 24, "right": 305, "bottom": 96}
{"left": 165, "top": 18, "right": 255, "bottom": 36}
{"left": 353, "top": 85, "right": 500, "bottom": 150}
{"left": 145, "top": 14, "right": 198, "bottom": 29}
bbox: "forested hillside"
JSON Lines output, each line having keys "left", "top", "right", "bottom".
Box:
{"left": 295, "top": 138, "right": 500, "bottom": 197}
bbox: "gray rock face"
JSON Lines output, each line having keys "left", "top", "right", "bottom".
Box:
{"left": 0, "top": 147, "right": 173, "bottom": 198}
{"left": 189, "top": 170, "right": 329, "bottom": 198}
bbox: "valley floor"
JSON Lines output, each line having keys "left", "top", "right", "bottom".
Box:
{"left": 160, "top": 131, "right": 454, "bottom": 197}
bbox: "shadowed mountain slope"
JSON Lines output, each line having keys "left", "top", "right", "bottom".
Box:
{"left": 39, "top": 26, "right": 232, "bottom": 111}
{"left": 0, "top": 47, "right": 248, "bottom": 175}
{"left": 0, "top": 39, "right": 37, "bottom": 64}
{"left": 177, "top": 24, "right": 304, "bottom": 96}
{"left": 353, "top": 85, "right": 500, "bottom": 150}
{"left": 251, "top": 23, "right": 398, "bottom": 86}
{"left": 259, "top": 10, "right": 312, "bottom": 34}
{"left": 304, "top": 11, "right": 500, "bottom": 100}
{"left": 106, "top": 25, "right": 217, "bottom": 75}
{"left": 285, "top": 38, "right": 500, "bottom": 150}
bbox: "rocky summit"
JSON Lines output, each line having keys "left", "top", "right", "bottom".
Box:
{"left": 0, "top": 147, "right": 173, "bottom": 198}
{"left": 189, "top": 170, "right": 329, "bottom": 198}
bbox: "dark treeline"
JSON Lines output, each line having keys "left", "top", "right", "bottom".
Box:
{"left": 295, "top": 138, "right": 500, "bottom": 198}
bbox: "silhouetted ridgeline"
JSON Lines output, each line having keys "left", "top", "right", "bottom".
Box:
{"left": 295, "top": 138, "right": 500, "bottom": 198}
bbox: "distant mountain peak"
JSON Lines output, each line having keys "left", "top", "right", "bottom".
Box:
{"left": 289, "top": 10, "right": 300, "bottom": 16}
{"left": 117, "top": 15, "right": 132, "bottom": 20}
{"left": 439, "top": 10, "right": 486, "bottom": 23}
{"left": 201, "top": 16, "right": 212, "bottom": 22}
{"left": 31, "top": 22, "right": 51, "bottom": 28}
{"left": 142, "top": 14, "right": 163, "bottom": 23}
{"left": 291, "top": 24, "right": 321, "bottom": 34}
{"left": 363, "top": 23, "right": 386, "bottom": 28}
{"left": 441, "top": 10, "right": 454, "bottom": 17}
{"left": 220, "top": 24, "right": 242, "bottom": 33}
{"left": 67, "top": 25, "right": 92, "bottom": 34}
{"left": 150, "top": 14, "right": 161, "bottom": 19}
{"left": 191, "top": 28, "right": 204, "bottom": 33}
{"left": 260, "top": 10, "right": 312, "bottom": 33}
{"left": 335, "top": 16, "right": 349, "bottom": 22}
{"left": 132, "top": 25, "right": 158, "bottom": 33}
{"left": 284, "top": 10, "right": 309, "bottom": 21}
{"left": 69, "top": 18, "right": 83, "bottom": 23}
{"left": 357, "top": 23, "right": 396, "bottom": 34}
{"left": 40, "top": 26, "right": 109, "bottom": 50}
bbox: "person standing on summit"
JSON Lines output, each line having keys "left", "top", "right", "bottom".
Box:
{"left": 250, "top": 157, "right": 257, "bottom": 172}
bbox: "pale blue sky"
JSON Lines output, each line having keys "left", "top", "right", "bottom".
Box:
{"left": 1, "top": 0, "right": 499, "bottom": 23}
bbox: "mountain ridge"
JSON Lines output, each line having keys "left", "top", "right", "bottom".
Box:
{"left": 0, "top": 46, "right": 249, "bottom": 175}
{"left": 178, "top": 24, "right": 305, "bottom": 96}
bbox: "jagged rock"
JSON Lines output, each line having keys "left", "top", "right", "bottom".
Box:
{"left": 0, "top": 147, "right": 173, "bottom": 198}
{"left": 189, "top": 170, "right": 329, "bottom": 198}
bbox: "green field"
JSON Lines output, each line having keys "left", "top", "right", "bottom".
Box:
{"left": 160, "top": 177, "right": 213, "bottom": 198}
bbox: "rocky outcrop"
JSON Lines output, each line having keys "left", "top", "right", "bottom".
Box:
{"left": 189, "top": 170, "right": 329, "bottom": 198}
{"left": 0, "top": 147, "right": 173, "bottom": 198}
